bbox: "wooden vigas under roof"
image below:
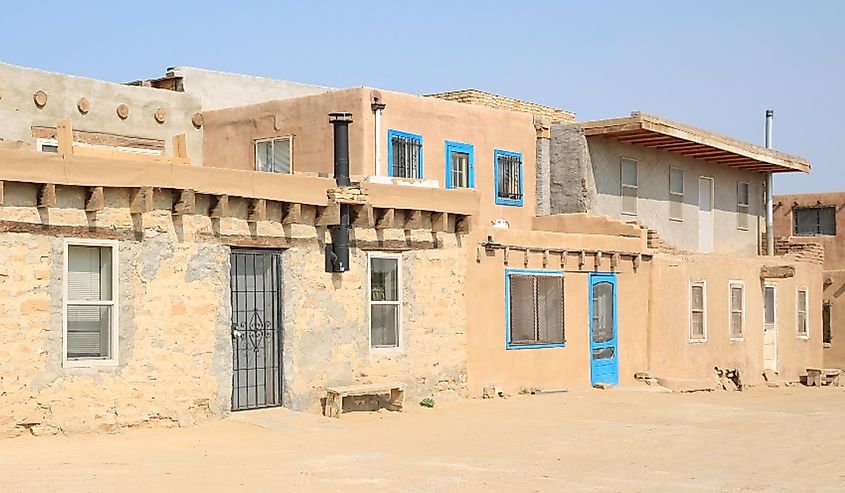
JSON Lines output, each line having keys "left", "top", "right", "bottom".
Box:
{"left": 579, "top": 112, "right": 809, "bottom": 173}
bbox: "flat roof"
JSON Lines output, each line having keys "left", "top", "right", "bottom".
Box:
{"left": 579, "top": 112, "right": 809, "bottom": 173}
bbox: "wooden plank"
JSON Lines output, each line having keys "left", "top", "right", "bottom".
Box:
{"left": 455, "top": 214, "right": 471, "bottom": 234}
{"left": 326, "top": 383, "right": 404, "bottom": 395}
{"left": 247, "top": 198, "right": 266, "bottom": 223}
{"left": 209, "top": 194, "right": 229, "bottom": 218}
{"left": 315, "top": 202, "right": 340, "bottom": 227}
{"left": 430, "top": 211, "right": 449, "bottom": 232}
{"left": 402, "top": 209, "right": 423, "bottom": 230}
{"left": 375, "top": 208, "right": 395, "bottom": 229}
{"left": 172, "top": 189, "right": 196, "bottom": 215}
{"left": 0, "top": 181, "right": 4, "bottom": 206}
{"left": 281, "top": 202, "right": 302, "bottom": 224}
{"left": 37, "top": 184, "right": 56, "bottom": 208}
{"left": 130, "top": 187, "right": 154, "bottom": 214}
{"left": 85, "top": 186, "right": 104, "bottom": 212}
{"left": 57, "top": 118, "right": 73, "bottom": 157}
{"left": 172, "top": 133, "right": 188, "bottom": 164}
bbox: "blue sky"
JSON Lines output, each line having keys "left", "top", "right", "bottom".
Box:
{"left": 2, "top": 1, "right": 842, "bottom": 193}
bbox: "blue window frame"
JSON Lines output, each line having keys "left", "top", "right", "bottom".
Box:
{"left": 494, "top": 149, "right": 523, "bottom": 206}
{"left": 505, "top": 268, "right": 565, "bottom": 349}
{"left": 444, "top": 141, "right": 474, "bottom": 189}
{"left": 388, "top": 129, "right": 423, "bottom": 179}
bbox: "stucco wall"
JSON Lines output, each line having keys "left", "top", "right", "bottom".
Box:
{"left": 0, "top": 62, "right": 203, "bottom": 162}
{"left": 648, "top": 252, "right": 823, "bottom": 384}
{"left": 203, "top": 87, "right": 539, "bottom": 230}
{"left": 587, "top": 137, "right": 765, "bottom": 255}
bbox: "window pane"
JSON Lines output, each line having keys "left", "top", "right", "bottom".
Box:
{"left": 592, "top": 282, "right": 614, "bottom": 343}
{"left": 798, "top": 290, "right": 807, "bottom": 311}
{"left": 622, "top": 187, "right": 637, "bottom": 214}
{"left": 67, "top": 305, "right": 111, "bottom": 359}
{"left": 764, "top": 287, "right": 775, "bottom": 325}
{"left": 68, "top": 246, "right": 111, "bottom": 301}
{"left": 451, "top": 151, "right": 469, "bottom": 188}
{"left": 621, "top": 159, "right": 637, "bottom": 186}
{"left": 691, "top": 312, "right": 704, "bottom": 338}
{"left": 691, "top": 285, "right": 704, "bottom": 310}
{"left": 272, "top": 138, "right": 291, "bottom": 174}
{"left": 730, "top": 312, "right": 743, "bottom": 338}
{"left": 670, "top": 168, "right": 684, "bottom": 194}
{"left": 370, "top": 258, "right": 398, "bottom": 302}
{"left": 738, "top": 182, "right": 749, "bottom": 205}
{"left": 509, "top": 274, "right": 535, "bottom": 343}
{"left": 370, "top": 304, "right": 398, "bottom": 347}
{"left": 798, "top": 312, "right": 807, "bottom": 335}
{"left": 731, "top": 286, "right": 743, "bottom": 311}
{"left": 537, "top": 276, "right": 564, "bottom": 344}
{"left": 819, "top": 207, "right": 836, "bottom": 235}
{"left": 255, "top": 141, "right": 273, "bottom": 172}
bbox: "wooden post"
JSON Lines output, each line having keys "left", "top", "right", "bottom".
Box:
{"left": 209, "top": 194, "right": 229, "bottom": 218}
{"left": 281, "top": 202, "right": 302, "bottom": 224}
{"left": 37, "top": 184, "right": 56, "bottom": 208}
{"left": 315, "top": 202, "right": 340, "bottom": 227}
{"left": 172, "top": 134, "right": 188, "bottom": 164}
{"left": 85, "top": 186, "right": 104, "bottom": 212}
{"left": 247, "top": 199, "right": 266, "bottom": 223}
{"left": 57, "top": 118, "right": 73, "bottom": 157}
{"left": 430, "top": 211, "right": 449, "bottom": 232}
{"left": 374, "top": 208, "right": 395, "bottom": 229}
{"left": 130, "top": 187, "right": 154, "bottom": 214}
{"left": 172, "top": 189, "right": 196, "bottom": 215}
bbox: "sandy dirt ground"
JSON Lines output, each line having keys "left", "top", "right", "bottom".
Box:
{"left": 1, "top": 386, "right": 844, "bottom": 492}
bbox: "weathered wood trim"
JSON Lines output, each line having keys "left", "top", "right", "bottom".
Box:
{"left": 350, "top": 203, "right": 373, "bottom": 228}
{"left": 172, "top": 189, "right": 196, "bottom": 215}
{"left": 37, "top": 184, "right": 56, "bottom": 208}
{"left": 430, "top": 211, "right": 449, "bottom": 232}
{"left": 281, "top": 202, "right": 302, "bottom": 224}
{"left": 247, "top": 198, "right": 267, "bottom": 223}
{"left": 375, "top": 208, "right": 395, "bottom": 229}
{"left": 315, "top": 202, "right": 340, "bottom": 227}
{"left": 85, "top": 186, "right": 104, "bottom": 212}
{"left": 402, "top": 209, "right": 423, "bottom": 230}
{"left": 32, "top": 126, "right": 165, "bottom": 151}
{"left": 209, "top": 194, "right": 229, "bottom": 218}
{"left": 129, "top": 187, "right": 154, "bottom": 214}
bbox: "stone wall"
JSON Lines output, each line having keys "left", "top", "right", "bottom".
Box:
{"left": 425, "top": 89, "right": 576, "bottom": 123}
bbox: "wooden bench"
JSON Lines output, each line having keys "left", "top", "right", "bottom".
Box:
{"left": 324, "top": 383, "right": 405, "bottom": 418}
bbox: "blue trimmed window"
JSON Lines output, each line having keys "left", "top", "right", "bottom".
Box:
{"left": 388, "top": 129, "right": 423, "bottom": 179}
{"left": 445, "top": 141, "right": 474, "bottom": 189}
{"left": 494, "top": 150, "right": 523, "bottom": 206}
{"left": 506, "top": 269, "right": 565, "bottom": 349}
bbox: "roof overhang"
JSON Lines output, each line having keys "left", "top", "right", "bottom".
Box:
{"left": 579, "top": 112, "right": 809, "bottom": 173}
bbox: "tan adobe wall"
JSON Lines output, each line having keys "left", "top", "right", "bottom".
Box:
{"left": 647, "top": 252, "right": 823, "bottom": 385}
{"left": 822, "top": 270, "right": 845, "bottom": 370}
{"left": 203, "top": 87, "right": 539, "bottom": 230}
{"left": 774, "top": 237, "right": 825, "bottom": 266}
{"left": 772, "top": 192, "right": 845, "bottom": 270}
{"left": 0, "top": 62, "right": 204, "bottom": 163}
{"left": 425, "top": 89, "right": 576, "bottom": 123}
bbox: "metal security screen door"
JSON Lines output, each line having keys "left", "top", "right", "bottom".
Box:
{"left": 590, "top": 273, "right": 619, "bottom": 385}
{"left": 230, "top": 250, "right": 283, "bottom": 411}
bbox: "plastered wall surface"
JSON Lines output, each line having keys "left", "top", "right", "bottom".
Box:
{"left": 822, "top": 270, "right": 845, "bottom": 369}
{"left": 647, "top": 252, "right": 823, "bottom": 385}
{"left": 174, "top": 67, "right": 334, "bottom": 111}
{"left": 203, "top": 88, "right": 538, "bottom": 230}
{"left": 0, "top": 63, "right": 204, "bottom": 162}
{"left": 549, "top": 124, "right": 765, "bottom": 255}
{"left": 587, "top": 138, "right": 764, "bottom": 255}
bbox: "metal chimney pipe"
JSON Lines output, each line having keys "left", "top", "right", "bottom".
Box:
{"left": 326, "top": 112, "right": 352, "bottom": 272}
{"left": 765, "top": 110, "right": 774, "bottom": 256}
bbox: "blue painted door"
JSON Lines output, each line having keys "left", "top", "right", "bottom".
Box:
{"left": 590, "top": 273, "right": 618, "bottom": 385}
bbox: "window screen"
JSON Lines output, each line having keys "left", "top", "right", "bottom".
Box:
{"left": 508, "top": 272, "right": 564, "bottom": 346}
{"left": 255, "top": 137, "right": 292, "bottom": 174}
{"left": 66, "top": 245, "right": 114, "bottom": 360}
{"left": 621, "top": 158, "right": 638, "bottom": 215}
{"left": 370, "top": 256, "right": 400, "bottom": 348}
{"left": 669, "top": 167, "right": 684, "bottom": 221}
{"left": 794, "top": 207, "right": 835, "bottom": 236}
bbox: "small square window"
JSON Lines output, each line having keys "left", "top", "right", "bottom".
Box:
{"left": 669, "top": 167, "right": 684, "bottom": 221}
{"left": 255, "top": 137, "right": 292, "bottom": 174}
{"left": 369, "top": 253, "right": 401, "bottom": 348}
{"left": 495, "top": 150, "right": 523, "bottom": 206}
{"left": 64, "top": 240, "right": 119, "bottom": 366}
{"left": 445, "top": 141, "right": 474, "bottom": 189}
{"left": 621, "top": 158, "right": 638, "bottom": 215}
{"left": 737, "top": 182, "right": 750, "bottom": 230}
{"left": 388, "top": 130, "right": 423, "bottom": 179}
{"left": 729, "top": 282, "right": 744, "bottom": 340}
{"left": 690, "top": 281, "right": 707, "bottom": 342}
{"left": 797, "top": 288, "right": 809, "bottom": 338}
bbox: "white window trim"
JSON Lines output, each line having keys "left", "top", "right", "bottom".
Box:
{"left": 36, "top": 137, "right": 59, "bottom": 152}
{"left": 62, "top": 238, "right": 120, "bottom": 368}
{"left": 797, "top": 286, "right": 809, "bottom": 340}
{"left": 728, "top": 280, "right": 745, "bottom": 342}
{"left": 254, "top": 135, "right": 294, "bottom": 174}
{"left": 620, "top": 157, "right": 638, "bottom": 216}
{"left": 689, "top": 280, "right": 707, "bottom": 343}
{"left": 367, "top": 252, "right": 403, "bottom": 353}
{"left": 669, "top": 166, "right": 684, "bottom": 222}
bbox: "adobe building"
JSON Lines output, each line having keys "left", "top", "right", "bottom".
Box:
{"left": 0, "top": 63, "right": 824, "bottom": 438}
{"left": 773, "top": 191, "right": 845, "bottom": 369}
